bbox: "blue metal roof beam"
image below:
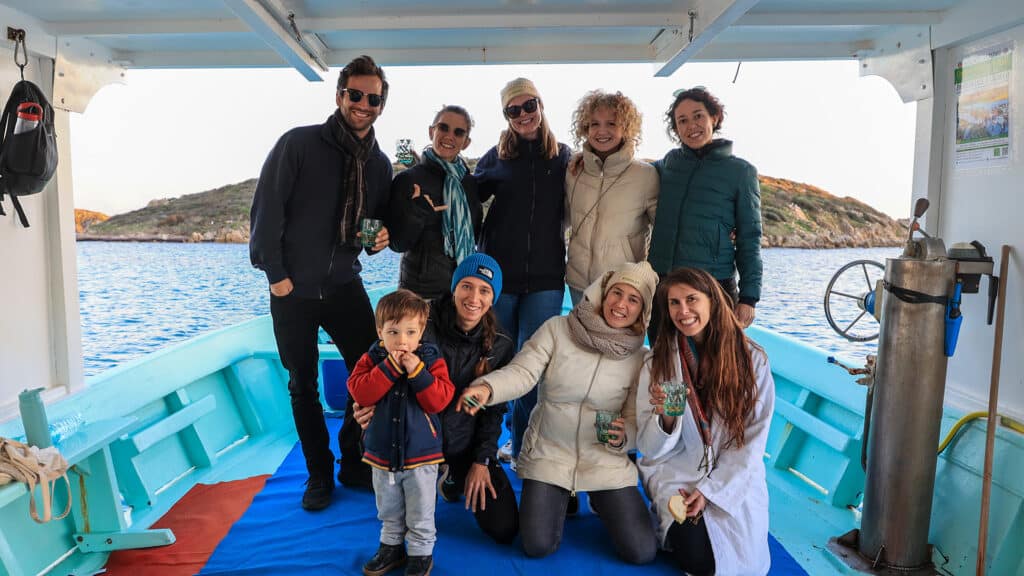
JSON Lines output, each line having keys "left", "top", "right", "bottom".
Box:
{"left": 222, "top": 0, "right": 326, "bottom": 81}
{"left": 654, "top": 0, "right": 761, "bottom": 77}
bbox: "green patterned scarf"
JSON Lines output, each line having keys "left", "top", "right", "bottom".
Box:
{"left": 423, "top": 147, "right": 474, "bottom": 263}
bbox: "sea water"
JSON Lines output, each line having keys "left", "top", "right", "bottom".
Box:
{"left": 77, "top": 242, "right": 899, "bottom": 378}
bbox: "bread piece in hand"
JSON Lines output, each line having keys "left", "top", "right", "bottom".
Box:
{"left": 668, "top": 494, "right": 688, "bottom": 523}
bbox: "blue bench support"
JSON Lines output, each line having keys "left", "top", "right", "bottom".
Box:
{"left": 111, "top": 394, "right": 217, "bottom": 509}
{"left": 223, "top": 364, "right": 265, "bottom": 436}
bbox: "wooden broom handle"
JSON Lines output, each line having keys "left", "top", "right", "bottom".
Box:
{"left": 976, "top": 245, "right": 1011, "bottom": 575}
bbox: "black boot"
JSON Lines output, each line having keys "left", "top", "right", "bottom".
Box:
{"left": 363, "top": 543, "right": 407, "bottom": 576}
{"left": 405, "top": 555, "right": 433, "bottom": 576}
{"left": 301, "top": 476, "right": 334, "bottom": 511}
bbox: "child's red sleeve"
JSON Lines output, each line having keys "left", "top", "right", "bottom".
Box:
{"left": 347, "top": 352, "right": 403, "bottom": 406}
{"left": 407, "top": 357, "right": 455, "bottom": 414}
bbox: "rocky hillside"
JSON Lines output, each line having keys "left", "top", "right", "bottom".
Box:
{"left": 77, "top": 171, "right": 905, "bottom": 248}
{"left": 758, "top": 176, "right": 904, "bottom": 248}
{"left": 74, "top": 209, "right": 109, "bottom": 233}
{"left": 79, "top": 180, "right": 254, "bottom": 243}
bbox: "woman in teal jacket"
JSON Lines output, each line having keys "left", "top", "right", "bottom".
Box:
{"left": 647, "top": 87, "right": 762, "bottom": 331}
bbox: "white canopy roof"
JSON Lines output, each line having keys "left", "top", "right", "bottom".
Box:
{"left": 0, "top": 0, "right": 963, "bottom": 81}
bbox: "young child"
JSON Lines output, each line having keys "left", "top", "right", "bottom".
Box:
{"left": 348, "top": 288, "right": 455, "bottom": 576}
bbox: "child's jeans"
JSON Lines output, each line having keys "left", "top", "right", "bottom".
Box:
{"left": 372, "top": 465, "right": 439, "bottom": 556}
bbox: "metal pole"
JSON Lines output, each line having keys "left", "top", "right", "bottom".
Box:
{"left": 976, "top": 245, "right": 1011, "bottom": 575}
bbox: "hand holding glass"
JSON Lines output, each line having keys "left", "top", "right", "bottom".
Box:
{"left": 595, "top": 410, "right": 620, "bottom": 444}
{"left": 360, "top": 218, "right": 383, "bottom": 248}
{"left": 660, "top": 381, "right": 687, "bottom": 417}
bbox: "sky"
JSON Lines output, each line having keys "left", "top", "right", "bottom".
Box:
{"left": 69, "top": 60, "right": 917, "bottom": 218}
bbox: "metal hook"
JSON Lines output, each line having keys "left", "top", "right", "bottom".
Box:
{"left": 687, "top": 10, "right": 697, "bottom": 43}
{"left": 9, "top": 27, "right": 27, "bottom": 80}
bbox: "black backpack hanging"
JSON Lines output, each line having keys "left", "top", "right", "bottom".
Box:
{"left": 0, "top": 31, "right": 58, "bottom": 228}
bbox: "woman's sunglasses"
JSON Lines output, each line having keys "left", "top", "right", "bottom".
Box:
{"left": 340, "top": 88, "right": 384, "bottom": 108}
{"left": 503, "top": 97, "right": 539, "bottom": 119}
{"left": 434, "top": 122, "right": 468, "bottom": 138}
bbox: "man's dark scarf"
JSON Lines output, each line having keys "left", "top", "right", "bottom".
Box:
{"left": 331, "top": 109, "right": 376, "bottom": 245}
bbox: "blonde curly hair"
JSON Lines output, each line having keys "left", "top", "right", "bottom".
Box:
{"left": 570, "top": 90, "right": 642, "bottom": 150}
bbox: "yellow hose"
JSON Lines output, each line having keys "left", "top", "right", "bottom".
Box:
{"left": 937, "top": 411, "right": 1024, "bottom": 454}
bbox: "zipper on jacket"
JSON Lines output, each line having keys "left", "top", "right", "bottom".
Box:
{"left": 573, "top": 355, "right": 603, "bottom": 494}
{"left": 525, "top": 152, "right": 536, "bottom": 288}
{"left": 322, "top": 243, "right": 338, "bottom": 300}
{"left": 673, "top": 158, "right": 702, "bottom": 266}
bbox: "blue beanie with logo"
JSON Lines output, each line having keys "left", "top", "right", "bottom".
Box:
{"left": 451, "top": 253, "right": 503, "bottom": 302}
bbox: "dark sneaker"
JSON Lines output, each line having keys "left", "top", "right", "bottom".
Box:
{"left": 436, "top": 465, "right": 460, "bottom": 503}
{"left": 301, "top": 477, "right": 334, "bottom": 511}
{"left": 363, "top": 543, "right": 407, "bottom": 576}
{"left": 566, "top": 493, "right": 579, "bottom": 517}
{"left": 405, "top": 555, "right": 433, "bottom": 576}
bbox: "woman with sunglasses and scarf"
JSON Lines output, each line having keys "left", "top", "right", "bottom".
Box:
{"left": 473, "top": 78, "right": 571, "bottom": 464}
{"left": 636, "top": 267, "right": 775, "bottom": 576}
{"left": 648, "top": 87, "right": 763, "bottom": 334}
{"left": 388, "top": 105, "right": 482, "bottom": 300}
{"left": 565, "top": 90, "right": 659, "bottom": 306}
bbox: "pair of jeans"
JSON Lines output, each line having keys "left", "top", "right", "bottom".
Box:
{"left": 492, "top": 289, "right": 564, "bottom": 457}
{"left": 443, "top": 450, "right": 519, "bottom": 544}
{"left": 269, "top": 277, "right": 376, "bottom": 482}
{"left": 519, "top": 479, "right": 656, "bottom": 564}
{"left": 372, "top": 465, "right": 439, "bottom": 556}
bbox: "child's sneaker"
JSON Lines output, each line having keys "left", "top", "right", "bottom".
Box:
{"left": 497, "top": 439, "right": 513, "bottom": 463}
{"left": 405, "top": 555, "right": 433, "bottom": 576}
{"left": 363, "top": 543, "right": 406, "bottom": 576}
{"left": 436, "top": 465, "right": 460, "bottom": 503}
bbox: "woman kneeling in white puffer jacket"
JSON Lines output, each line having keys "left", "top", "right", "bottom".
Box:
{"left": 460, "top": 261, "right": 660, "bottom": 565}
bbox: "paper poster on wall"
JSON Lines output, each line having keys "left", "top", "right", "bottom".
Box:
{"left": 954, "top": 42, "right": 1013, "bottom": 169}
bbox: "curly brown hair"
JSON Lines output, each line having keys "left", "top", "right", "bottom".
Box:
{"left": 649, "top": 267, "right": 759, "bottom": 447}
{"left": 570, "top": 90, "right": 643, "bottom": 150}
{"left": 664, "top": 87, "right": 725, "bottom": 144}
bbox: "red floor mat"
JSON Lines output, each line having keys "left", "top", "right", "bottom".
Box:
{"left": 104, "top": 475, "right": 270, "bottom": 575}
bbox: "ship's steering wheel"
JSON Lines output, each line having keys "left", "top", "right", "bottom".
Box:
{"left": 823, "top": 259, "right": 885, "bottom": 342}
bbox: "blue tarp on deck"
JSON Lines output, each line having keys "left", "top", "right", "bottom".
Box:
{"left": 201, "top": 417, "right": 806, "bottom": 575}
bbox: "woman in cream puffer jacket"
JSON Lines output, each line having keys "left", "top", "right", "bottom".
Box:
{"left": 460, "top": 261, "right": 660, "bottom": 565}
{"left": 565, "top": 90, "right": 659, "bottom": 305}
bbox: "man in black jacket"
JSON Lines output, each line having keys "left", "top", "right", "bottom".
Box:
{"left": 249, "top": 55, "right": 392, "bottom": 511}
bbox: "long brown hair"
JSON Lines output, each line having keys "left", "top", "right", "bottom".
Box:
{"left": 473, "top": 309, "right": 499, "bottom": 378}
{"left": 497, "top": 101, "right": 560, "bottom": 161}
{"left": 649, "top": 268, "right": 759, "bottom": 446}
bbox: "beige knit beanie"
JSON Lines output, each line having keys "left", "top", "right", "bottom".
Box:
{"left": 501, "top": 77, "right": 541, "bottom": 107}
{"left": 602, "top": 261, "right": 660, "bottom": 329}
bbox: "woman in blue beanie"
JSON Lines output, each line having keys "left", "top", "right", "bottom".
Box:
{"left": 354, "top": 253, "right": 519, "bottom": 543}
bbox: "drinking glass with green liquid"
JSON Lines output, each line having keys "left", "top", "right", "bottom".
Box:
{"left": 360, "top": 218, "right": 383, "bottom": 248}
{"left": 660, "top": 381, "right": 687, "bottom": 417}
{"left": 595, "top": 410, "right": 619, "bottom": 444}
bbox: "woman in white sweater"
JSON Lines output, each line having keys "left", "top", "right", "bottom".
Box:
{"left": 460, "top": 261, "right": 659, "bottom": 564}
{"left": 636, "top": 267, "right": 775, "bottom": 576}
{"left": 565, "top": 90, "right": 659, "bottom": 305}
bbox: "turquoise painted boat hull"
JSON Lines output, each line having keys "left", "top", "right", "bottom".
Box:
{"left": 0, "top": 286, "right": 1020, "bottom": 575}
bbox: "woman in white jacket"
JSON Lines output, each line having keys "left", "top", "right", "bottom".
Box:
{"left": 636, "top": 267, "right": 775, "bottom": 576}
{"left": 565, "top": 90, "right": 658, "bottom": 305}
{"left": 460, "top": 261, "right": 659, "bottom": 564}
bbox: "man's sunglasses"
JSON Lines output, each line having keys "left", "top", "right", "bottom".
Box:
{"left": 503, "top": 98, "right": 538, "bottom": 119}
{"left": 340, "top": 88, "right": 384, "bottom": 108}
{"left": 434, "top": 122, "right": 468, "bottom": 138}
